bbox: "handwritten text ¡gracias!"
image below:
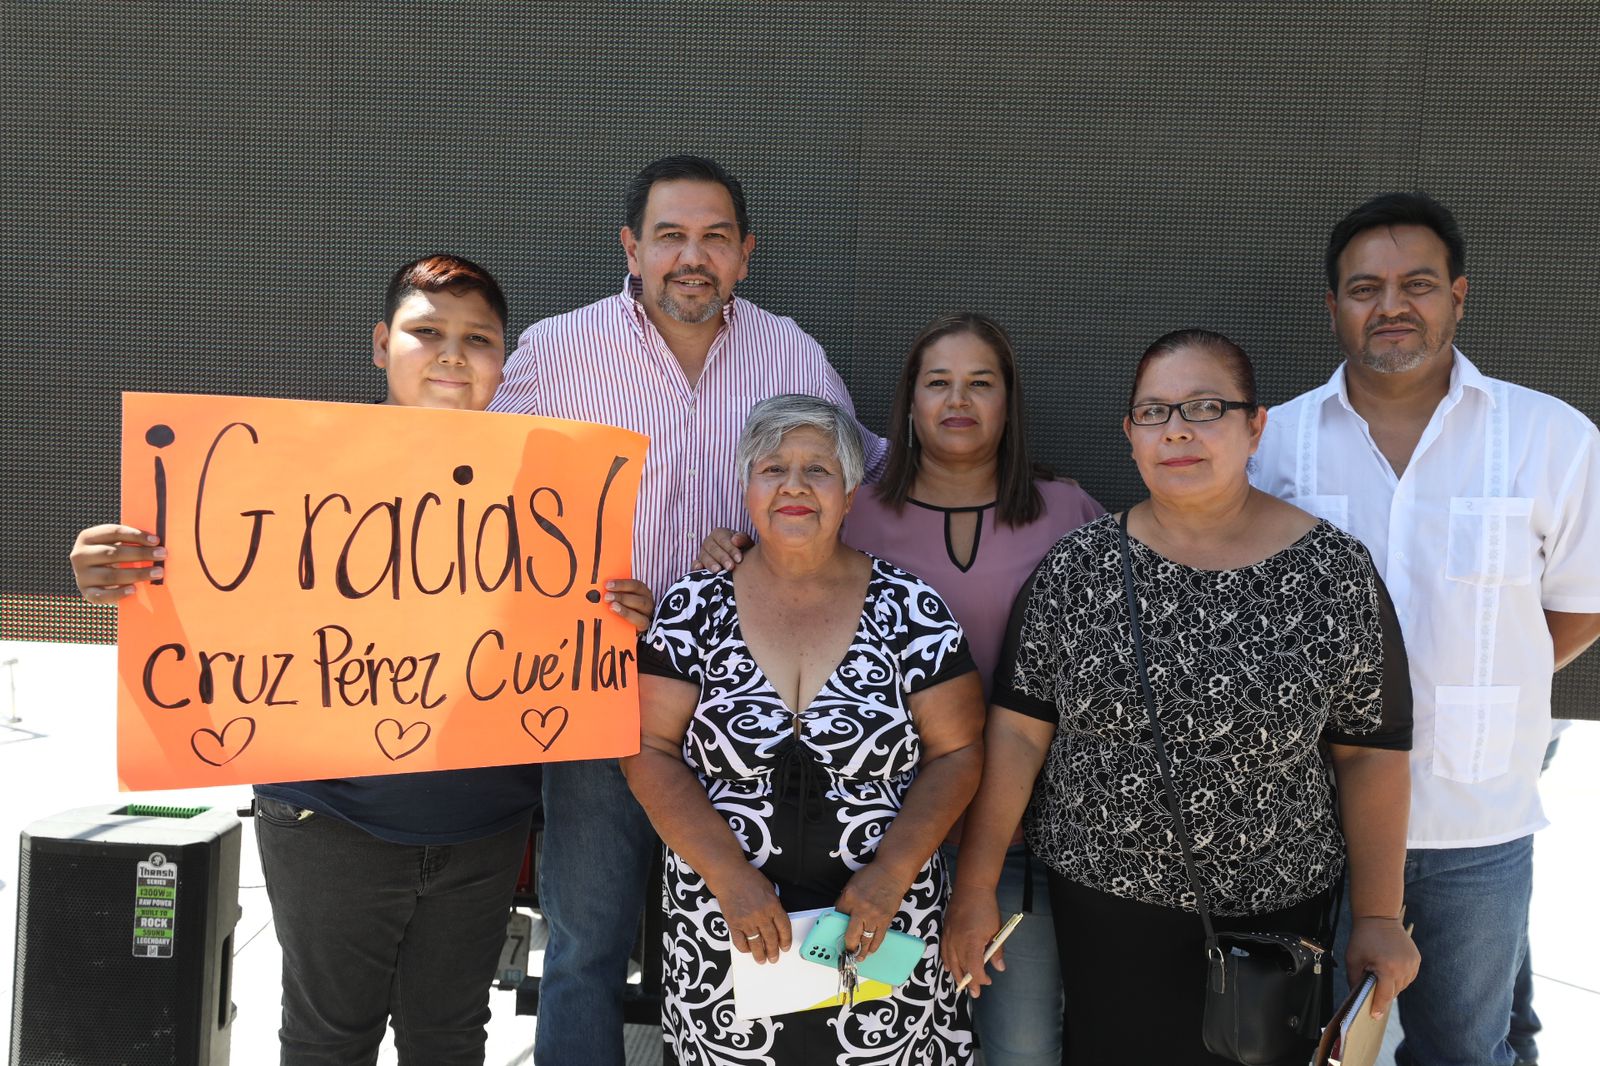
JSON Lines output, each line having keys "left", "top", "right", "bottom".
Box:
{"left": 115, "top": 393, "right": 649, "bottom": 790}
{"left": 182, "top": 420, "right": 630, "bottom": 600}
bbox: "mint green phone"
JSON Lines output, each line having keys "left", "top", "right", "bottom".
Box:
{"left": 799, "top": 909, "right": 925, "bottom": 986}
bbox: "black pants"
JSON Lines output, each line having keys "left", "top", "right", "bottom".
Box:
{"left": 1051, "top": 874, "right": 1333, "bottom": 1066}
{"left": 255, "top": 799, "right": 532, "bottom": 1066}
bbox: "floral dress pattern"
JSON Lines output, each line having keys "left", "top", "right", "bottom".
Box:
{"left": 640, "top": 557, "right": 976, "bottom": 1065}
{"left": 995, "top": 516, "right": 1413, "bottom": 917}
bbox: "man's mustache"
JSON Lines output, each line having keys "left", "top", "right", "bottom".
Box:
{"left": 1367, "top": 314, "right": 1424, "bottom": 337}
{"left": 666, "top": 267, "right": 718, "bottom": 285}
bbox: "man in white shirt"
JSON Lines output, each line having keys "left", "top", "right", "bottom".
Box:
{"left": 1251, "top": 192, "right": 1600, "bottom": 1066}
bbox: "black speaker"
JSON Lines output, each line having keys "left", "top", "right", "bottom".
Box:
{"left": 10, "top": 804, "right": 241, "bottom": 1066}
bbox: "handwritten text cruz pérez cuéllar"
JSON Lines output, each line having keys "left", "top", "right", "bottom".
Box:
{"left": 137, "top": 420, "right": 638, "bottom": 713}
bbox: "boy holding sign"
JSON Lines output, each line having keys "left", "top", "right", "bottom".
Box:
{"left": 70, "top": 254, "right": 654, "bottom": 1065}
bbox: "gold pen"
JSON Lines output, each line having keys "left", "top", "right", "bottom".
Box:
{"left": 956, "top": 912, "right": 1025, "bottom": 993}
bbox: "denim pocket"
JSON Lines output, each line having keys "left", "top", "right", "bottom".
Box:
{"left": 1445, "top": 497, "right": 1533, "bottom": 586}
{"left": 254, "top": 797, "right": 314, "bottom": 827}
{"left": 1432, "top": 685, "right": 1520, "bottom": 783}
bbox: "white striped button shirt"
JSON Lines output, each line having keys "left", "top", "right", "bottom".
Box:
{"left": 488, "top": 277, "right": 888, "bottom": 598}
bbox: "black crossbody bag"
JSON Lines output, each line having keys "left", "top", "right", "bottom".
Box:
{"left": 1116, "top": 510, "right": 1330, "bottom": 1066}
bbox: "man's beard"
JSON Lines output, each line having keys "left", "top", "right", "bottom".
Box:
{"left": 1353, "top": 317, "right": 1454, "bottom": 375}
{"left": 657, "top": 270, "right": 723, "bottom": 325}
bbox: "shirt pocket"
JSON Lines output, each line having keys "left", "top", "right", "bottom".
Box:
{"left": 1445, "top": 496, "right": 1534, "bottom": 586}
{"left": 1431, "top": 685, "right": 1520, "bottom": 783}
{"left": 1285, "top": 494, "right": 1349, "bottom": 531}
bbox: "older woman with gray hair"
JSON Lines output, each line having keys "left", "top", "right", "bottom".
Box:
{"left": 624, "top": 394, "right": 986, "bottom": 1064}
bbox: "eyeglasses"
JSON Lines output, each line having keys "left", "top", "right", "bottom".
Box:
{"left": 1127, "top": 398, "right": 1257, "bottom": 426}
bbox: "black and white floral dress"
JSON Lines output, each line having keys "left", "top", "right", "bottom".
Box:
{"left": 993, "top": 515, "right": 1414, "bottom": 1065}
{"left": 996, "top": 515, "right": 1413, "bottom": 916}
{"left": 639, "top": 558, "right": 976, "bottom": 1065}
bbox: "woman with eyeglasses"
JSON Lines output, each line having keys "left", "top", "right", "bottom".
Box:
{"left": 943, "top": 329, "right": 1419, "bottom": 1065}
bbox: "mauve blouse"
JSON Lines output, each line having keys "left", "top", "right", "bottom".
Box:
{"left": 844, "top": 479, "right": 1105, "bottom": 699}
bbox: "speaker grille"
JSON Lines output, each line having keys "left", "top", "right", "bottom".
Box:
{"left": 12, "top": 845, "right": 185, "bottom": 1066}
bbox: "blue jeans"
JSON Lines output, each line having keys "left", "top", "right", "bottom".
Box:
{"left": 1336, "top": 835, "right": 1533, "bottom": 1066}
{"left": 255, "top": 800, "right": 531, "bottom": 1066}
{"left": 534, "top": 758, "right": 658, "bottom": 1066}
{"left": 1508, "top": 918, "right": 1540, "bottom": 1064}
{"left": 1509, "top": 735, "right": 1559, "bottom": 1064}
{"left": 943, "top": 843, "right": 1063, "bottom": 1066}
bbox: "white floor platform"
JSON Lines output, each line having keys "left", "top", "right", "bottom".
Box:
{"left": 2, "top": 638, "right": 1595, "bottom": 1065}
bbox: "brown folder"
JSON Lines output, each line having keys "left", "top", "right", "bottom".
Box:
{"left": 1312, "top": 971, "right": 1390, "bottom": 1066}
{"left": 1313, "top": 916, "right": 1413, "bottom": 1066}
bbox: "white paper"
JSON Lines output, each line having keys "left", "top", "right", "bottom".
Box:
{"left": 728, "top": 907, "right": 897, "bottom": 1020}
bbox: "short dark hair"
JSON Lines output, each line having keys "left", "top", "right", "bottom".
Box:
{"left": 1325, "top": 192, "right": 1466, "bottom": 290}
{"left": 624, "top": 155, "right": 749, "bottom": 239}
{"left": 1129, "top": 328, "right": 1258, "bottom": 413}
{"left": 877, "top": 312, "right": 1049, "bottom": 527}
{"left": 382, "top": 254, "right": 508, "bottom": 331}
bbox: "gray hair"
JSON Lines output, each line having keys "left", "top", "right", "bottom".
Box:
{"left": 737, "top": 394, "right": 866, "bottom": 493}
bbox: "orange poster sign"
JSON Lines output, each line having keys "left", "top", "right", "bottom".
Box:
{"left": 116, "top": 393, "right": 648, "bottom": 789}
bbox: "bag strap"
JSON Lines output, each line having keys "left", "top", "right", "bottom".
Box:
{"left": 1116, "top": 509, "right": 1219, "bottom": 952}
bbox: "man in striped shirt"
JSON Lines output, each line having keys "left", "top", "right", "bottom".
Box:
{"left": 488, "top": 154, "right": 885, "bottom": 1065}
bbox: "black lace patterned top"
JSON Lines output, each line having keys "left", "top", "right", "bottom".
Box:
{"left": 994, "top": 514, "right": 1412, "bottom": 916}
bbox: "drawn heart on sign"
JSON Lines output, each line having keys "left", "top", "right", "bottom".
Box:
{"left": 520, "top": 706, "right": 569, "bottom": 752}
{"left": 375, "top": 719, "right": 432, "bottom": 760}
{"left": 191, "top": 717, "right": 257, "bottom": 766}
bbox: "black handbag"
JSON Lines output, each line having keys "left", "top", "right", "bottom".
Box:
{"left": 1116, "top": 510, "right": 1330, "bottom": 1066}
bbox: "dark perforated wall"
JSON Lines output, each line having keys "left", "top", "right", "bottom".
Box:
{"left": 2, "top": 3, "right": 1597, "bottom": 715}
